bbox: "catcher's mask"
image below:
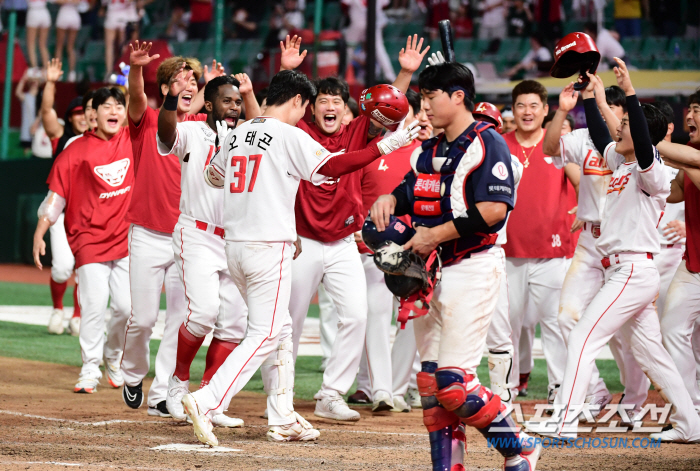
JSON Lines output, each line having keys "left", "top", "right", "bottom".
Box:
{"left": 551, "top": 32, "right": 601, "bottom": 91}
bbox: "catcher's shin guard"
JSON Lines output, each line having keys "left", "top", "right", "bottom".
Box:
{"left": 419, "top": 362, "right": 461, "bottom": 471}
{"left": 435, "top": 367, "right": 522, "bottom": 458}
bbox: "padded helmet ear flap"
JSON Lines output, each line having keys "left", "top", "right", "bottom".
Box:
{"left": 551, "top": 32, "right": 601, "bottom": 91}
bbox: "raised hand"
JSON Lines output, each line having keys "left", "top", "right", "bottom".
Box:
{"left": 204, "top": 59, "right": 225, "bottom": 83}
{"left": 280, "top": 34, "right": 307, "bottom": 71}
{"left": 613, "top": 57, "right": 634, "bottom": 96}
{"left": 168, "top": 62, "right": 194, "bottom": 97}
{"left": 129, "top": 40, "right": 161, "bottom": 67}
{"left": 45, "top": 58, "right": 63, "bottom": 83}
{"left": 558, "top": 82, "right": 579, "bottom": 112}
{"left": 235, "top": 72, "right": 253, "bottom": 95}
{"left": 398, "top": 35, "right": 430, "bottom": 73}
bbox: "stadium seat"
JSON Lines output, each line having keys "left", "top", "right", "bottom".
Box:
{"left": 497, "top": 38, "right": 524, "bottom": 61}
{"left": 621, "top": 37, "right": 643, "bottom": 56}
{"left": 323, "top": 1, "right": 344, "bottom": 30}
{"left": 173, "top": 40, "right": 202, "bottom": 58}
{"left": 665, "top": 38, "right": 697, "bottom": 60}
{"left": 77, "top": 40, "right": 106, "bottom": 81}
{"left": 641, "top": 37, "right": 668, "bottom": 59}
{"left": 454, "top": 38, "right": 474, "bottom": 62}
{"left": 401, "top": 21, "right": 424, "bottom": 37}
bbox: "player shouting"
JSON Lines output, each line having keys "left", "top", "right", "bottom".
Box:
{"left": 180, "top": 69, "right": 418, "bottom": 447}
{"left": 370, "top": 62, "right": 541, "bottom": 471}
{"left": 33, "top": 87, "right": 134, "bottom": 394}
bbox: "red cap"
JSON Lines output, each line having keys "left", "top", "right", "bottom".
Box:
{"left": 359, "top": 84, "right": 409, "bottom": 131}
{"left": 551, "top": 32, "right": 601, "bottom": 89}
{"left": 473, "top": 102, "right": 503, "bottom": 134}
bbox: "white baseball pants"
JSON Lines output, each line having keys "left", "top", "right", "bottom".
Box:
{"left": 49, "top": 213, "right": 75, "bottom": 283}
{"left": 76, "top": 257, "right": 130, "bottom": 377}
{"left": 120, "top": 224, "right": 187, "bottom": 407}
{"left": 507, "top": 257, "right": 568, "bottom": 391}
{"left": 414, "top": 248, "right": 503, "bottom": 372}
{"left": 554, "top": 257, "right": 700, "bottom": 440}
{"left": 318, "top": 284, "right": 337, "bottom": 369}
{"left": 192, "top": 241, "right": 295, "bottom": 426}
{"left": 289, "top": 235, "right": 367, "bottom": 397}
{"left": 655, "top": 243, "right": 685, "bottom": 316}
{"left": 660, "top": 260, "right": 700, "bottom": 413}
{"left": 486, "top": 247, "right": 514, "bottom": 355}
{"left": 391, "top": 320, "right": 420, "bottom": 397}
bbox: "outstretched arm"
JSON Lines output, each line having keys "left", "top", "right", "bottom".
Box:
{"left": 41, "top": 59, "right": 65, "bottom": 140}
{"left": 235, "top": 73, "right": 261, "bottom": 121}
{"left": 279, "top": 35, "right": 308, "bottom": 71}
{"left": 543, "top": 82, "right": 578, "bottom": 156}
{"left": 590, "top": 73, "right": 620, "bottom": 138}
{"left": 128, "top": 40, "right": 161, "bottom": 125}
{"left": 613, "top": 59, "right": 654, "bottom": 169}
{"left": 392, "top": 34, "right": 430, "bottom": 93}
{"left": 657, "top": 140, "right": 700, "bottom": 168}
{"left": 158, "top": 64, "right": 193, "bottom": 149}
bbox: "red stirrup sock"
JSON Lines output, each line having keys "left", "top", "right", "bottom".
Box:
{"left": 72, "top": 282, "right": 81, "bottom": 318}
{"left": 201, "top": 338, "right": 238, "bottom": 388}
{"left": 50, "top": 279, "right": 67, "bottom": 310}
{"left": 173, "top": 324, "right": 205, "bottom": 381}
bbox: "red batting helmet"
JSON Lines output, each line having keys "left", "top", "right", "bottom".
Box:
{"left": 551, "top": 32, "right": 601, "bottom": 91}
{"left": 473, "top": 102, "right": 504, "bottom": 134}
{"left": 359, "top": 84, "right": 409, "bottom": 131}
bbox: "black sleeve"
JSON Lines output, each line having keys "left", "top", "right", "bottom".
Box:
{"left": 391, "top": 170, "right": 414, "bottom": 217}
{"left": 583, "top": 98, "right": 613, "bottom": 155}
{"left": 626, "top": 94, "right": 654, "bottom": 170}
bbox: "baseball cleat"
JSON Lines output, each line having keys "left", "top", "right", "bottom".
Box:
{"left": 166, "top": 375, "right": 190, "bottom": 420}
{"left": 267, "top": 412, "right": 320, "bottom": 442}
{"left": 67, "top": 316, "right": 80, "bottom": 337}
{"left": 104, "top": 358, "right": 124, "bottom": 388}
{"left": 74, "top": 373, "right": 100, "bottom": 394}
{"left": 372, "top": 392, "right": 393, "bottom": 412}
{"left": 48, "top": 308, "right": 65, "bottom": 335}
{"left": 182, "top": 394, "right": 218, "bottom": 447}
{"left": 147, "top": 401, "right": 172, "bottom": 418}
{"left": 122, "top": 381, "right": 144, "bottom": 409}
{"left": 347, "top": 390, "right": 370, "bottom": 405}
{"left": 391, "top": 396, "right": 411, "bottom": 413}
{"left": 315, "top": 393, "right": 361, "bottom": 421}
{"left": 406, "top": 388, "right": 422, "bottom": 409}
{"left": 584, "top": 392, "right": 613, "bottom": 419}
{"left": 188, "top": 413, "right": 244, "bottom": 428}
{"left": 650, "top": 427, "right": 700, "bottom": 443}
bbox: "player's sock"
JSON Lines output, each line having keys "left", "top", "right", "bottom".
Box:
{"left": 72, "top": 282, "right": 81, "bottom": 317}
{"left": 50, "top": 279, "right": 67, "bottom": 310}
{"left": 200, "top": 338, "right": 238, "bottom": 388}
{"left": 173, "top": 324, "right": 205, "bottom": 381}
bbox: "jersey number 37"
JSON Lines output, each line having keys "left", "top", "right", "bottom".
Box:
{"left": 230, "top": 154, "right": 263, "bottom": 193}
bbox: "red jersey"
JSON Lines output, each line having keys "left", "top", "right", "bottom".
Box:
{"left": 684, "top": 162, "right": 700, "bottom": 273}
{"left": 47, "top": 127, "right": 134, "bottom": 268}
{"left": 125, "top": 107, "right": 206, "bottom": 234}
{"left": 502, "top": 131, "right": 574, "bottom": 259}
{"left": 294, "top": 116, "right": 372, "bottom": 242}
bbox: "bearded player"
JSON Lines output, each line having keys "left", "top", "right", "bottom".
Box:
{"left": 371, "top": 62, "right": 541, "bottom": 471}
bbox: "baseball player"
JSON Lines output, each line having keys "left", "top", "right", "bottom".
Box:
{"left": 529, "top": 62, "right": 700, "bottom": 443}
{"left": 120, "top": 45, "right": 215, "bottom": 416}
{"left": 157, "top": 71, "right": 259, "bottom": 427}
{"left": 33, "top": 87, "right": 134, "bottom": 394}
{"left": 276, "top": 34, "right": 428, "bottom": 421}
{"left": 370, "top": 61, "right": 541, "bottom": 471}
{"left": 501, "top": 80, "right": 575, "bottom": 402}
{"left": 544, "top": 81, "right": 651, "bottom": 417}
{"left": 182, "top": 69, "right": 418, "bottom": 446}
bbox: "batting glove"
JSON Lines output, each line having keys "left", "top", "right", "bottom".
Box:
{"left": 377, "top": 120, "right": 420, "bottom": 155}
{"left": 427, "top": 51, "right": 446, "bottom": 67}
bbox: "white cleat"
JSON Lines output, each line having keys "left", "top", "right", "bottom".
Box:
{"left": 584, "top": 392, "right": 613, "bottom": 419}
{"left": 314, "top": 393, "right": 361, "bottom": 422}
{"left": 391, "top": 396, "right": 411, "bottom": 413}
{"left": 372, "top": 391, "right": 393, "bottom": 412}
{"left": 182, "top": 394, "right": 218, "bottom": 447}
{"left": 104, "top": 358, "right": 124, "bottom": 388}
{"left": 650, "top": 427, "right": 700, "bottom": 443}
{"left": 166, "top": 375, "right": 190, "bottom": 420}
{"left": 406, "top": 387, "right": 422, "bottom": 408}
{"left": 67, "top": 316, "right": 80, "bottom": 337}
{"left": 188, "top": 412, "right": 244, "bottom": 428}
{"left": 48, "top": 308, "right": 65, "bottom": 335}
{"left": 267, "top": 412, "right": 320, "bottom": 442}
{"left": 74, "top": 372, "right": 100, "bottom": 394}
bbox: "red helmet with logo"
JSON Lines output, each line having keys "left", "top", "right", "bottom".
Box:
{"left": 359, "top": 84, "right": 409, "bottom": 131}
{"left": 472, "top": 102, "right": 504, "bottom": 133}
{"left": 551, "top": 32, "right": 601, "bottom": 91}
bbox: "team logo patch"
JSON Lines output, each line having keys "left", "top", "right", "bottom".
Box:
{"left": 361, "top": 103, "right": 366, "bottom": 111}
{"left": 251, "top": 118, "right": 266, "bottom": 123}
{"left": 315, "top": 149, "right": 324, "bottom": 156}
{"left": 491, "top": 162, "right": 509, "bottom": 180}
{"left": 94, "top": 158, "right": 130, "bottom": 187}
{"left": 365, "top": 92, "right": 372, "bottom": 100}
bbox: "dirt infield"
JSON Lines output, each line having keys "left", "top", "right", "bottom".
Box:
{"left": 1, "top": 357, "right": 700, "bottom": 470}
{"left": 0, "top": 264, "right": 74, "bottom": 285}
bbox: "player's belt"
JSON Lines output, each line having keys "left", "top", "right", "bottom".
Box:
{"left": 601, "top": 252, "right": 653, "bottom": 269}
{"left": 195, "top": 220, "right": 225, "bottom": 239}
{"left": 583, "top": 222, "right": 601, "bottom": 239}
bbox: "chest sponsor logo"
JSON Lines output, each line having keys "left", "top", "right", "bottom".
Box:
{"left": 488, "top": 184, "right": 512, "bottom": 196}
{"left": 583, "top": 149, "right": 613, "bottom": 176}
{"left": 94, "top": 158, "right": 130, "bottom": 187}
{"left": 413, "top": 174, "right": 441, "bottom": 198}
{"left": 100, "top": 186, "right": 131, "bottom": 199}
{"left": 491, "top": 161, "right": 509, "bottom": 180}
{"left": 378, "top": 159, "right": 389, "bottom": 171}
{"left": 607, "top": 173, "right": 631, "bottom": 194}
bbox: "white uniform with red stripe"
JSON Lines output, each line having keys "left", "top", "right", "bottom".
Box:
{"left": 193, "top": 117, "right": 333, "bottom": 425}
{"left": 551, "top": 143, "right": 700, "bottom": 440}
{"left": 554, "top": 128, "right": 649, "bottom": 408}
{"left": 156, "top": 121, "right": 247, "bottom": 344}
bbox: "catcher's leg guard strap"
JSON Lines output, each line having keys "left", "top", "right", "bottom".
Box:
{"left": 423, "top": 406, "right": 459, "bottom": 432}
{"left": 262, "top": 338, "right": 295, "bottom": 421}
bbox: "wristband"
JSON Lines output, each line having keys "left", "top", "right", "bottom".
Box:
{"left": 452, "top": 205, "right": 491, "bottom": 238}
{"left": 163, "top": 94, "right": 179, "bottom": 111}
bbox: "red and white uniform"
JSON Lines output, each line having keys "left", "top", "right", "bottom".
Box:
{"left": 552, "top": 144, "right": 700, "bottom": 440}
{"left": 194, "top": 117, "right": 332, "bottom": 425}
{"left": 502, "top": 131, "right": 571, "bottom": 392}
{"left": 157, "top": 121, "right": 247, "bottom": 343}
{"left": 289, "top": 117, "right": 370, "bottom": 400}
{"left": 47, "top": 128, "right": 133, "bottom": 379}
{"left": 27, "top": 0, "right": 51, "bottom": 29}
{"left": 104, "top": 0, "right": 139, "bottom": 30}
{"left": 120, "top": 108, "right": 204, "bottom": 409}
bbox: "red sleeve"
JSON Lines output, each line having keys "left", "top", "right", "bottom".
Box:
{"left": 348, "top": 115, "right": 372, "bottom": 140}
{"left": 186, "top": 112, "right": 207, "bottom": 122}
{"left": 128, "top": 106, "right": 155, "bottom": 141}
{"left": 319, "top": 137, "right": 382, "bottom": 177}
{"left": 47, "top": 150, "right": 71, "bottom": 199}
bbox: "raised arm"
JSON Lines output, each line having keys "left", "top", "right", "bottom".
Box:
{"left": 41, "top": 59, "right": 65, "bottom": 140}
{"left": 590, "top": 73, "right": 620, "bottom": 138}
{"left": 158, "top": 64, "right": 193, "bottom": 149}
{"left": 613, "top": 59, "right": 654, "bottom": 169}
{"left": 392, "top": 35, "right": 430, "bottom": 93}
{"left": 191, "top": 59, "right": 226, "bottom": 114}
{"left": 656, "top": 140, "right": 700, "bottom": 168}
{"left": 543, "top": 82, "right": 578, "bottom": 156}
{"left": 128, "top": 40, "right": 161, "bottom": 125}
{"left": 279, "top": 35, "right": 308, "bottom": 71}
{"left": 235, "top": 73, "right": 261, "bottom": 121}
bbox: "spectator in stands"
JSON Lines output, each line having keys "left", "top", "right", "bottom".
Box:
{"left": 417, "top": 0, "right": 450, "bottom": 39}
{"left": 533, "top": 0, "right": 562, "bottom": 43}
{"left": 614, "top": 0, "right": 646, "bottom": 38}
{"left": 342, "top": 0, "right": 395, "bottom": 81}
{"left": 104, "top": 0, "right": 140, "bottom": 79}
{"left": 505, "top": 32, "right": 551, "bottom": 79}
{"left": 507, "top": 0, "right": 532, "bottom": 37}
{"left": 583, "top": 21, "right": 626, "bottom": 70}
{"left": 26, "top": 0, "right": 51, "bottom": 77}
{"left": 165, "top": 0, "right": 189, "bottom": 42}
{"left": 478, "top": 0, "right": 507, "bottom": 40}
{"left": 283, "top": 0, "right": 304, "bottom": 34}
{"left": 451, "top": 1, "right": 473, "bottom": 38}
{"left": 55, "top": 0, "right": 83, "bottom": 82}
{"left": 16, "top": 69, "right": 40, "bottom": 156}
{"left": 232, "top": 5, "right": 258, "bottom": 39}
{"left": 188, "top": 0, "right": 212, "bottom": 40}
